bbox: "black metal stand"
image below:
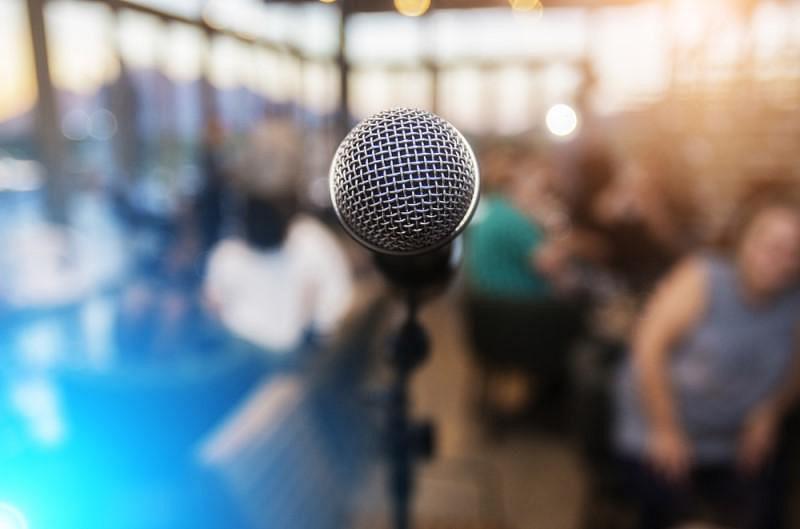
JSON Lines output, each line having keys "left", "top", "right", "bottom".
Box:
{"left": 386, "top": 293, "right": 434, "bottom": 529}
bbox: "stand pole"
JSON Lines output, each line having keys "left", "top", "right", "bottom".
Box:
{"left": 387, "top": 294, "right": 433, "bottom": 529}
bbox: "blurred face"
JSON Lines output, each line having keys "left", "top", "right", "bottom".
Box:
{"left": 738, "top": 206, "right": 800, "bottom": 297}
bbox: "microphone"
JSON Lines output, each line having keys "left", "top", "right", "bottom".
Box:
{"left": 330, "top": 109, "right": 480, "bottom": 528}
{"left": 329, "top": 108, "right": 480, "bottom": 290}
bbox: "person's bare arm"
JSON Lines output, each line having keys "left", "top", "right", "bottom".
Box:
{"left": 765, "top": 328, "right": 800, "bottom": 416}
{"left": 738, "top": 326, "right": 800, "bottom": 473}
{"left": 632, "top": 258, "right": 707, "bottom": 480}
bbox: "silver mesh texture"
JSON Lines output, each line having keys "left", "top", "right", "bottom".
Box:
{"left": 329, "top": 108, "right": 479, "bottom": 255}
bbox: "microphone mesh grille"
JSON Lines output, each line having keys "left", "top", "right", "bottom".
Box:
{"left": 330, "top": 108, "right": 478, "bottom": 255}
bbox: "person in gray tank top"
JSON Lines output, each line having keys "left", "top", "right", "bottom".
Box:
{"left": 613, "top": 190, "right": 800, "bottom": 529}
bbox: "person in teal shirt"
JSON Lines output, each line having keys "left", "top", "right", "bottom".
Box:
{"left": 464, "top": 194, "right": 551, "bottom": 300}
{"left": 462, "top": 147, "right": 584, "bottom": 427}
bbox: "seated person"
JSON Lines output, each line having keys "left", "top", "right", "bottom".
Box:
{"left": 204, "top": 192, "right": 354, "bottom": 356}
{"left": 197, "top": 190, "right": 357, "bottom": 527}
{"left": 463, "top": 147, "right": 583, "bottom": 417}
{"left": 613, "top": 189, "right": 800, "bottom": 529}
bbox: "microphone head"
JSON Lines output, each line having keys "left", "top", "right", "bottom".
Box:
{"left": 329, "top": 108, "right": 480, "bottom": 256}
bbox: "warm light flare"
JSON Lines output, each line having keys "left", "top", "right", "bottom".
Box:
{"left": 394, "top": 0, "right": 431, "bottom": 17}
{"left": 509, "top": 0, "right": 543, "bottom": 12}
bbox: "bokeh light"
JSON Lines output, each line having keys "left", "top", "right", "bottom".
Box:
{"left": 545, "top": 103, "right": 579, "bottom": 137}
{"left": 509, "top": 0, "right": 543, "bottom": 21}
{"left": 394, "top": 0, "right": 431, "bottom": 17}
{"left": 61, "top": 109, "right": 91, "bottom": 141}
{"left": 90, "top": 109, "right": 118, "bottom": 141}
{"left": 0, "top": 503, "right": 28, "bottom": 529}
{"left": 509, "top": 0, "right": 543, "bottom": 12}
{"left": 508, "top": 0, "right": 543, "bottom": 11}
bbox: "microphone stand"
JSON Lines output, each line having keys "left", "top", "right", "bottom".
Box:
{"left": 386, "top": 291, "right": 433, "bottom": 529}
{"left": 375, "top": 242, "right": 458, "bottom": 529}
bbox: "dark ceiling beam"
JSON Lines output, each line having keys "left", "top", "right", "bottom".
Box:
{"left": 263, "top": 0, "right": 642, "bottom": 12}
{"left": 27, "top": 0, "right": 68, "bottom": 223}
{"left": 80, "top": 0, "right": 307, "bottom": 59}
{"left": 349, "top": 56, "right": 582, "bottom": 71}
{"left": 79, "top": 0, "right": 643, "bottom": 68}
{"left": 79, "top": 0, "right": 646, "bottom": 65}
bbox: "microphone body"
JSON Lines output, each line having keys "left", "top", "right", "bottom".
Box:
{"left": 373, "top": 239, "right": 462, "bottom": 292}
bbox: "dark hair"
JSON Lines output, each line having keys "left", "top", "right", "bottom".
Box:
{"left": 242, "top": 194, "right": 296, "bottom": 250}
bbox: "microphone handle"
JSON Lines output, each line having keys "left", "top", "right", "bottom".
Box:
{"left": 373, "top": 238, "right": 462, "bottom": 293}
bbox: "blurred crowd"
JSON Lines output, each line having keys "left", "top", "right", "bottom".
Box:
{"left": 0, "top": 0, "right": 798, "bottom": 527}
{"left": 0, "top": 110, "right": 368, "bottom": 529}
{"left": 0, "top": 97, "right": 799, "bottom": 529}
{"left": 460, "top": 132, "right": 800, "bottom": 529}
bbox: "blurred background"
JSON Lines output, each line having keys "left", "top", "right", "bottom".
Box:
{"left": 0, "top": 0, "right": 799, "bottom": 528}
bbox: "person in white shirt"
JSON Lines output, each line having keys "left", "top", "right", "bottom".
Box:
{"left": 204, "top": 193, "right": 354, "bottom": 355}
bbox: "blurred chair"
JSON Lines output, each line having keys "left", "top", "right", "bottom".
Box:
{"left": 3, "top": 292, "right": 389, "bottom": 529}
{"left": 463, "top": 292, "right": 585, "bottom": 430}
{"left": 200, "top": 295, "right": 390, "bottom": 529}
